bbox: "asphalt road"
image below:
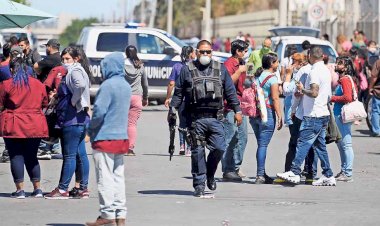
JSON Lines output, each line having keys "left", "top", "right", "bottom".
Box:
{"left": 0, "top": 105, "right": 379, "bottom": 226}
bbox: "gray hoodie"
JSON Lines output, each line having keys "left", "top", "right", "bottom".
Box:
{"left": 65, "top": 63, "right": 90, "bottom": 112}
{"left": 124, "top": 59, "right": 149, "bottom": 99}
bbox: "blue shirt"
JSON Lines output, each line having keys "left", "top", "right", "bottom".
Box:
{"left": 169, "top": 62, "right": 185, "bottom": 81}
{"left": 333, "top": 85, "right": 344, "bottom": 116}
{"left": 0, "top": 65, "right": 35, "bottom": 82}
{"left": 256, "top": 70, "right": 278, "bottom": 105}
{"left": 0, "top": 65, "right": 11, "bottom": 82}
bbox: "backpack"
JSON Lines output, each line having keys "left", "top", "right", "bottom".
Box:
{"left": 241, "top": 74, "right": 275, "bottom": 121}
{"left": 188, "top": 61, "right": 223, "bottom": 111}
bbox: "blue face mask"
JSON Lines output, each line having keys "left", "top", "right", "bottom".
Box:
{"left": 64, "top": 62, "right": 74, "bottom": 68}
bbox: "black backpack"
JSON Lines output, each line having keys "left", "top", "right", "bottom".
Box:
{"left": 187, "top": 61, "right": 223, "bottom": 111}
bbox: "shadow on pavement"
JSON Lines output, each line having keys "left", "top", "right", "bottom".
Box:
{"left": 368, "top": 152, "right": 380, "bottom": 155}
{"left": 138, "top": 190, "right": 193, "bottom": 196}
{"left": 142, "top": 153, "right": 170, "bottom": 156}
{"left": 355, "top": 129, "right": 372, "bottom": 135}
{"left": 142, "top": 153, "right": 190, "bottom": 158}
{"left": 46, "top": 224, "right": 85, "bottom": 226}
{"left": 0, "top": 193, "right": 10, "bottom": 198}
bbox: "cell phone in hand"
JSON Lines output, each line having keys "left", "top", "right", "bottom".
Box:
{"left": 246, "top": 63, "right": 254, "bottom": 77}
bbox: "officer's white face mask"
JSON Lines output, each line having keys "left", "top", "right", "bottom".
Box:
{"left": 199, "top": 55, "right": 211, "bottom": 65}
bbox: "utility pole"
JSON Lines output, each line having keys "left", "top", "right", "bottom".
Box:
{"left": 167, "top": 0, "right": 173, "bottom": 33}
{"left": 379, "top": 0, "right": 380, "bottom": 44}
{"left": 279, "top": 0, "right": 288, "bottom": 26}
{"left": 141, "top": 0, "right": 146, "bottom": 24}
{"left": 203, "top": 0, "right": 211, "bottom": 40}
{"left": 149, "top": 0, "right": 157, "bottom": 27}
{"left": 122, "top": 0, "right": 126, "bottom": 22}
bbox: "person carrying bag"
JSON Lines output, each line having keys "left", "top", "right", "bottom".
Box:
{"left": 341, "top": 76, "right": 367, "bottom": 123}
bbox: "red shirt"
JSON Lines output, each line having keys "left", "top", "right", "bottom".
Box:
{"left": 0, "top": 59, "right": 9, "bottom": 66}
{"left": 331, "top": 76, "right": 358, "bottom": 103}
{"left": 224, "top": 40, "right": 231, "bottom": 53}
{"left": 92, "top": 139, "right": 129, "bottom": 154}
{"left": 43, "top": 65, "right": 67, "bottom": 90}
{"left": 0, "top": 77, "right": 48, "bottom": 138}
{"left": 223, "top": 57, "right": 246, "bottom": 111}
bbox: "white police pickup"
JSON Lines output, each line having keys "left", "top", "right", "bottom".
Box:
{"left": 77, "top": 23, "right": 230, "bottom": 103}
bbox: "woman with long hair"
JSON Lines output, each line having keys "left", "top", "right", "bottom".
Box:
{"left": 249, "top": 53, "right": 283, "bottom": 184}
{"left": 165, "top": 46, "right": 196, "bottom": 156}
{"left": 330, "top": 56, "right": 359, "bottom": 182}
{"left": 0, "top": 56, "right": 48, "bottom": 198}
{"left": 45, "top": 47, "right": 91, "bottom": 199}
{"left": 124, "top": 45, "right": 149, "bottom": 156}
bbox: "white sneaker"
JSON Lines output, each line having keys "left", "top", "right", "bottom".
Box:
{"left": 276, "top": 171, "right": 300, "bottom": 184}
{"left": 312, "top": 175, "right": 336, "bottom": 186}
{"left": 37, "top": 151, "right": 52, "bottom": 160}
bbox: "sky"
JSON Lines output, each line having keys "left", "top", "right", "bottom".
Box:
{"left": 29, "top": 0, "right": 138, "bottom": 20}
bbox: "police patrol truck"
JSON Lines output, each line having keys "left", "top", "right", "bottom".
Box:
{"left": 77, "top": 23, "right": 230, "bottom": 103}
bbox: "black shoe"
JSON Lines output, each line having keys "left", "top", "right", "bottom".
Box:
{"left": 207, "top": 177, "right": 217, "bottom": 191}
{"left": 222, "top": 172, "right": 242, "bottom": 182}
{"left": 255, "top": 174, "right": 273, "bottom": 184}
{"left": 193, "top": 187, "right": 205, "bottom": 197}
{"left": 69, "top": 187, "right": 80, "bottom": 198}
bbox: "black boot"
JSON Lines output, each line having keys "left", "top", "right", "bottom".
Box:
{"left": 222, "top": 171, "right": 242, "bottom": 182}
{"left": 207, "top": 177, "right": 217, "bottom": 190}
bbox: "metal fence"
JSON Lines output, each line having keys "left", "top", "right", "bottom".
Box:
{"left": 357, "top": 19, "right": 379, "bottom": 43}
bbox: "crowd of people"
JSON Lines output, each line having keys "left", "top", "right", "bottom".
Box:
{"left": 0, "top": 37, "right": 151, "bottom": 226}
{"left": 167, "top": 29, "right": 380, "bottom": 195}
{"left": 0, "top": 28, "right": 379, "bottom": 225}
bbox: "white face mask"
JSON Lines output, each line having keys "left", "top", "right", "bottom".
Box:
{"left": 64, "top": 62, "right": 74, "bottom": 68}
{"left": 199, "top": 55, "right": 211, "bottom": 65}
{"left": 368, "top": 47, "right": 377, "bottom": 53}
{"left": 243, "top": 51, "right": 249, "bottom": 60}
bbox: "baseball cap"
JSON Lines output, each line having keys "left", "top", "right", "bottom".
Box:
{"left": 45, "top": 39, "right": 60, "bottom": 48}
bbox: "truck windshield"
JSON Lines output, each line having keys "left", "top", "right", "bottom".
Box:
{"left": 164, "top": 33, "right": 186, "bottom": 48}
{"left": 276, "top": 43, "right": 337, "bottom": 63}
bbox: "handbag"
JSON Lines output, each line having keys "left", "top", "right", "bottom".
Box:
{"left": 341, "top": 76, "right": 367, "bottom": 123}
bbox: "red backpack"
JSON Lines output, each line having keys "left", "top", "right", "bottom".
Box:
{"left": 241, "top": 74, "right": 275, "bottom": 117}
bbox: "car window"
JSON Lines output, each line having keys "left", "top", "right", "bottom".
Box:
{"left": 275, "top": 42, "right": 283, "bottom": 60}
{"left": 96, "top": 33, "right": 129, "bottom": 52}
{"left": 137, "top": 34, "right": 161, "bottom": 54}
{"left": 282, "top": 44, "right": 337, "bottom": 63}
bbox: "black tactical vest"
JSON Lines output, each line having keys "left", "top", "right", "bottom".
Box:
{"left": 188, "top": 61, "right": 223, "bottom": 112}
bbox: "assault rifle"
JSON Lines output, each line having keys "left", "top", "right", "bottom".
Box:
{"left": 167, "top": 107, "right": 177, "bottom": 161}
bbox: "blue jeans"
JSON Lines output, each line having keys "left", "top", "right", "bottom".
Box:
{"left": 58, "top": 125, "right": 89, "bottom": 191}
{"left": 4, "top": 138, "right": 41, "bottom": 183}
{"left": 222, "top": 111, "right": 248, "bottom": 173}
{"left": 285, "top": 117, "right": 317, "bottom": 177}
{"left": 291, "top": 116, "right": 333, "bottom": 177}
{"left": 335, "top": 115, "right": 354, "bottom": 177}
{"left": 284, "top": 95, "right": 293, "bottom": 125}
{"left": 191, "top": 118, "right": 226, "bottom": 189}
{"left": 371, "top": 96, "right": 380, "bottom": 134}
{"left": 250, "top": 108, "right": 276, "bottom": 176}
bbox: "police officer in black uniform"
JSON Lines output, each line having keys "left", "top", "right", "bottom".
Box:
{"left": 170, "top": 40, "right": 242, "bottom": 197}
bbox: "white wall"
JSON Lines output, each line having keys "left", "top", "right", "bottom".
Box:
{"left": 212, "top": 9, "right": 279, "bottom": 43}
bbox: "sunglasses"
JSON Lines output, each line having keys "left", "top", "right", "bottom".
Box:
{"left": 198, "top": 50, "right": 212, "bottom": 54}
{"left": 336, "top": 61, "right": 345, "bottom": 65}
